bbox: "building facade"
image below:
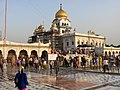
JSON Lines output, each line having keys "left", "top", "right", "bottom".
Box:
{"left": 0, "top": 40, "right": 51, "bottom": 61}
{"left": 28, "top": 4, "right": 106, "bottom": 53}
{"left": 0, "top": 4, "right": 119, "bottom": 61}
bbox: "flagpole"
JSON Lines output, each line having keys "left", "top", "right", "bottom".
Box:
{"left": 3, "top": 0, "right": 7, "bottom": 59}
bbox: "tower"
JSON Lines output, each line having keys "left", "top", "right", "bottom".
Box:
{"left": 52, "top": 4, "right": 72, "bottom": 35}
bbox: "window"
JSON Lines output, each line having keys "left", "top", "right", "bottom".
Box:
{"left": 72, "top": 41, "right": 74, "bottom": 45}
{"left": 81, "top": 42, "right": 84, "bottom": 45}
{"left": 62, "top": 43, "right": 63, "bottom": 46}
{"left": 99, "top": 43, "right": 101, "bottom": 47}
{"left": 86, "top": 42, "right": 88, "bottom": 44}
{"left": 96, "top": 43, "right": 98, "bottom": 46}
{"left": 77, "top": 40, "right": 80, "bottom": 44}
{"left": 62, "top": 30, "right": 64, "bottom": 33}
{"left": 67, "top": 42, "right": 69, "bottom": 46}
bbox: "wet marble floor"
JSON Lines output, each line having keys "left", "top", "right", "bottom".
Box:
{"left": 0, "top": 66, "right": 120, "bottom": 90}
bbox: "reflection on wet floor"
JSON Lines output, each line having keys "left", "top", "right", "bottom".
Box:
{"left": 0, "top": 66, "right": 120, "bottom": 90}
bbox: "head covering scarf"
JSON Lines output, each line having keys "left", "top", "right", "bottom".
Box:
{"left": 19, "top": 66, "right": 24, "bottom": 74}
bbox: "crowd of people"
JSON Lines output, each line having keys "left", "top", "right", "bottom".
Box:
{"left": 60, "top": 53, "right": 120, "bottom": 73}
{"left": 0, "top": 50, "right": 120, "bottom": 90}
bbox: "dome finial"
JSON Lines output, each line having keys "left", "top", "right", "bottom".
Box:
{"left": 60, "top": 3, "right": 62, "bottom": 9}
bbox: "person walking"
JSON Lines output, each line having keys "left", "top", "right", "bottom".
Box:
{"left": 0, "top": 58, "right": 4, "bottom": 72}
{"left": 14, "top": 66, "right": 29, "bottom": 90}
{"left": 54, "top": 59, "right": 59, "bottom": 76}
{"left": 103, "top": 59, "right": 109, "bottom": 73}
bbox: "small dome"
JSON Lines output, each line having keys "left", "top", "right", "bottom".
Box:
{"left": 52, "top": 23, "right": 57, "bottom": 28}
{"left": 55, "top": 4, "right": 67, "bottom": 19}
{"left": 38, "top": 25, "right": 44, "bottom": 29}
{"left": 35, "top": 29, "right": 39, "bottom": 32}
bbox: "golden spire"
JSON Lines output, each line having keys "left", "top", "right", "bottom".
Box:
{"left": 60, "top": 3, "right": 62, "bottom": 9}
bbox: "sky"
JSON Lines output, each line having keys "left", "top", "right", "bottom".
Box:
{"left": 0, "top": 0, "right": 120, "bottom": 45}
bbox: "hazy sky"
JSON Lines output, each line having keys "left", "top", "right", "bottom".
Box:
{"left": 0, "top": 0, "right": 120, "bottom": 45}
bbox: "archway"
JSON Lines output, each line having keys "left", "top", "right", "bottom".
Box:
{"left": 19, "top": 50, "right": 28, "bottom": 59}
{"left": 30, "top": 50, "right": 38, "bottom": 58}
{"left": 108, "top": 51, "right": 111, "bottom": 56}
{"left": 112, "top": 51, "right": 115, "bottom": 55}
{"left": 41, "top": 50, "right": 48, "bottom": 63}
{"left": 0, "top": 50, "right": 3, "bottom": 60}
{"left": 105, "top": 51, "right": 107, "bottom": 55}
{"left": 7, "top": 50, "right": 16, "bottom": 64}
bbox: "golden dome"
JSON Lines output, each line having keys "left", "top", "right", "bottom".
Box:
{"left": 52, "top": 23, "right": 57, "bottom": 28}
{"left": 55, "top": 4, "right": 67, "bottom": 19}
{"left": 35, "top": 29, "right": 39, "bottom": 32}
{"left": 38, "top": 25, "right": 44, "bottom": 29}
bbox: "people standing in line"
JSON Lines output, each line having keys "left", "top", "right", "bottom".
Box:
{"left": 116, "top": 55, "right": 120, "bottom": 73}
{"left": 76, "top": 56, "right": 79, "bottom": 68}
{"left": 103, "top": 59, "right": 109, "bottom": 73}
{"left": 99, "top": 56, "right": 103, "bottom": 72}
{"left": 81, "top": 56, "right": 86, "bottom": 69}
{"left": 14, "top": 66, "right": 29, "bottom": 90}
{"left": 49, "top": 60, "right": 53, "bottom": 74}
{"left": 25, "top": 57, "right": 29, "bottom": 70}
{"left": 34, "top": 57, "right": 39, "bottom": 72}
{"left": 38, "top": 57, "right": 42, "bottom": 71}
{"left": 0, "top": 58, "right": 3, "bottom": 72}
{"left": 21, "top": 58, "right": 25, "bottom": 68}
{"left": 69, "top": 56, "right": 73, "bottom": 67}
{"left": 73, "top": 57, "right": 76, "bottom": 68}
{"left": 29, "top": 58, "right": 33, "bottom": 71}
{"left": 54, "top": 58, "right": 59, "bottom": 76}
{"left": 3, "top": 60, "right": 7, "bottom": 72}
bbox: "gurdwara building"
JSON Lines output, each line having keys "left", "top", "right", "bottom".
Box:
{"left": 28, "top": 4, "right": 120, "bottom": 56}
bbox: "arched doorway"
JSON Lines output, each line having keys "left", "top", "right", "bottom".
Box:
{"left": 105, "top": 51, "right": 107, "bottom": 55}
{"left": 30, "top": 50, "right": 38, "bottom": 58}
{"left": 109, "top": 51, "right": 111, "bottom": 56}
{"left": 7, "top": 50, "right": 16, "bottom": 64}
{"left": 19, "top": 50, "right": 28, "bottom": 59}
{"left": 112, "top": 51, "right": 115, "bottom": 55}
{"left": 41, "top": 50, "right": 48, "bottom": 63}
{"left": 0, "top": 50, "right": 3, "bottom": 60}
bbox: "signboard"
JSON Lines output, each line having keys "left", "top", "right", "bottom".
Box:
{"left": 48, "top": 54, "right": 58, "bottom": 60}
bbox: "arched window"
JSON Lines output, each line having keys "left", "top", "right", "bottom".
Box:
{"left": 86, "top": 42, "right": 88, "bottom": 44}
{"left": 116, "top": 51, "right": 118, "bottom": 54}
{"left": 77, "top": 40, "right": 80, "bottom": 45}
{"left": 81, "top": 42, "right": 84, "bottom": 45}
{"left": 72, "top": 41, "right": 74, "bottom": 45}
{"left": 99, "top": 42, "right": 101, "bottom": 47}
{"left": 109, "top": 51, "right": 111, "bottom": 56}
{"left": 96, "top": 43, "right": 98, "bottom": 46}
{"left": 62, "top": 30, "right": 64, "bottom": 33}
{"left": 67, "top": 42, "right": 69, "bottom": 46}
{"left": 112, "top": 51, "right": 115, "bottom": 55}
{"left": 105, "top": 51, "right": 107, "bottom": 55}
